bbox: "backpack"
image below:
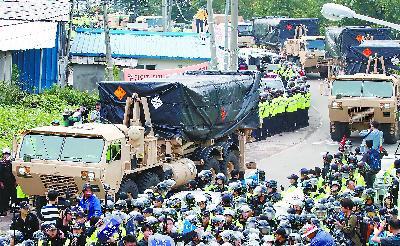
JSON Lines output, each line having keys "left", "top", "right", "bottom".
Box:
{"left": 368, "top": 148, "right": 381, "bottom": 172}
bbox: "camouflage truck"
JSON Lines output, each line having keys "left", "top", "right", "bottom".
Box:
{"left": 13, "top": 71, "right": 260, "bottom": 201}
{"left": 238, "top": 22, "right": 255, "bottom": 48}
{"left": 283, "top": 35, "right": 328, "bottom": 77}
{"left": 328, "top": 73, "right": 400, "bottom": 143}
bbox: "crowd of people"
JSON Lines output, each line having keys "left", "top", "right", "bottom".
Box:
{"left": 0, "top": 129, "right": 399, "bottom": 245}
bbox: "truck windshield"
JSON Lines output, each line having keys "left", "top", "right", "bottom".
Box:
{"left": 19, "top": 134, "right": 104, "bottom": 163}
{"left": 238, "top": 24, "right": 253, "bottom": 36}
{"left": 306, "top": 40, "right": 325, "bottom": 50}
{"left": 332, "top": 80, "right": 393, "bottom": 98}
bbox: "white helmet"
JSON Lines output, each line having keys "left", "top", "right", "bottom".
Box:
{"left": 2, "top": 147, "right": 11, "bottom": 154}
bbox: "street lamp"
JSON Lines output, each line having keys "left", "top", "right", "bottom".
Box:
{"left": 321, "top": 3, "right": 400, "bottom": 31}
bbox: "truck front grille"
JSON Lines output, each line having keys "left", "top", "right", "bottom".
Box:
{"left": 40, "top": 175, "right": 78, "bottom": 196}
{"left": 348, "top": 107, "right": 374, "bottom": 123}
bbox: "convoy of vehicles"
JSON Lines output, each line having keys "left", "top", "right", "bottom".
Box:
{"left": 13, "top": 72, "right": 260, "bottom": 199}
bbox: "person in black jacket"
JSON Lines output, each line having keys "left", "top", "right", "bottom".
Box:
{"left": 10, "top": 201, "right": 40, "bottom": 240}
{"left": 0, "top": 148, "right": 16, "bottom": 216}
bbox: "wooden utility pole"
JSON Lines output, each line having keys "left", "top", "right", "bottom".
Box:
{"left": 207, "top": 0, "right": 218, "bottom": 69}
{"left": 223, "top": 0, "right": 230, "bottom": 70}
{"left": 103, "top": 0, "right": 113, "bottom": 80}
{"left": 229, "top": 0, "right": 238, "bottom": 70}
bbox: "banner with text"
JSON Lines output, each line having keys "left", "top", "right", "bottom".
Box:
{"left": 123, "top": 62, "right": 209, "bottom": 81}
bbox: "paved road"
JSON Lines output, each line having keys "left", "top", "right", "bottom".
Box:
{"left": 246, "top": 76, "right": 399, "bottom": 186}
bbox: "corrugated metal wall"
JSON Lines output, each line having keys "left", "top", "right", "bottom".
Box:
{"left": 11, "top": 23, "right": 62, "bottom": 93}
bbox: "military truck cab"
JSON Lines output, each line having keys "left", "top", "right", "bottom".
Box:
{"left": 328, "top": 73, "right": 400, "bottom": 143}
{"left": 283, "top": 36, "right": 328, "bottom": 77}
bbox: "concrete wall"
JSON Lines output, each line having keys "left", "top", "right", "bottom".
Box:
{"left": 72, "top": 64, "right": 106, "bottom": 93}
{"left": 0, "top": 51, "right": 12, "bottom": 82}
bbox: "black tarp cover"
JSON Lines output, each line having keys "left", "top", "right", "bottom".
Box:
{"left": 346, "top": 41, "right": 400, "bottom": 74}
{"left": 98, "top": 73, "right": 260, "bottom": 141}
{"left": 325, "top": 26, "right": 392, "bottom": 58}
{"left": 252, "top": 18, "right": 319, "bottom": 46}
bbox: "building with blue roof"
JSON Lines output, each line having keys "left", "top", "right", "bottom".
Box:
{"left": 69, "top": 28, "right": 211, "bottom": 92}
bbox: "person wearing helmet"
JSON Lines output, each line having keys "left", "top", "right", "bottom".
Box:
{"left": 266, "top": 180, "right": 281, "bottom": 204}
{"left": 197, "top": 170, "right": 213, "bottom": 190}
{"left": 78, "top": 183, "right": 102, "bottom": 219}
{"left": 302, "top": 223, "right": 335, "bottom": 245}
{"left": 223, "top": 209, "right": 240, "bottom": 231}
{"left": 250, "top": 185, "right": 267, "bottom": 215}
{"left": 221, "top": 193, "right": 233, "bottom": 209}
{"left": 211, "top": 173, "right": 227, "bottom": 192}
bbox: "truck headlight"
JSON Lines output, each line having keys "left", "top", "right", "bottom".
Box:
{"left": 331, "top": 101, "right": 342, "bottom": 109}
{"left": 81, "top": 171, "right": 95, "bottom": 181}
{"left": 88, "top": 172, "right": 95, "bottom": 181}
{"left": 380, "top": 103, "right": 390, "bottom": 109}
{"left": 17, "top": 166, "right": 31, "bottom": 177}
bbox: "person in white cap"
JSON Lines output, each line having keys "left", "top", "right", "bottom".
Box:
{"left": 302, "top": 224, "right": 335, "bottom": 246}
{"left": 2, "top": 147, "right": 11, "bottom": 161}
{"left": 0, "top": 147, "right": 15, "bottom": 216}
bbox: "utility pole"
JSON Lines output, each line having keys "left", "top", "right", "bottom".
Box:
{"left": 162, "top": 0, "right": 168, "bottom": 32}
{"left": 66, "top": 0, "right": 74, "bottom": 56}
{"left": 223, "top": 0, "right": 230, "bottom": 70}
{"left": 229, "top": 0, "right": 238, "bottom": 70}
{"left": 167, "top": 0, "right": 172, "bottom": 31}
{"left": 103, "top": 0, "right": 113, "bottom": 80}
{"left": 207, "top": 0, "right": 218, "bottom": 69}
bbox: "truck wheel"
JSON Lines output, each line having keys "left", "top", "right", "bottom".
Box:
{"left": 203, "top": 157, "right": 221, "bottom": 178}
{"left": 119, "top": 179, "right": 139, "bottom": 199}
{"left": 222, "top": 151, "right": 241, "bottom": 177}
{"left": 330, "top": 122, "right": 349, "bottom": 142}
{"left": 381, "top": 124, "right": 398, "bottom": 144}
{"left": 136, "top": 172, "right": 160, "bottom": 193}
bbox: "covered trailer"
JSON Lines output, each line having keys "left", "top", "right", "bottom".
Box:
{"left": 325, "top": 26, "right": 392, "bottom": 59}
{"left": 346, "top": 40, "right": 400, "bottom": 74}
{"left": 252, "top": 17, "right": 319, "bottom": 47}
{"left": 98, "top": 71, "right": 261, "bottom": 142}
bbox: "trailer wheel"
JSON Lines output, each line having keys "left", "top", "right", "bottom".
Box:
{"left": 118, "top": 178, "right": 139, "bottom": 199}
{"left": 136, "top": 172, "right": 160, "bottom": 193}
{"left": 381, "top": 123, "right": 398, "bottom": 144}
{"left": 203, "top": 157, "right": 221, "bottom": 179}
{"left": 222, "top": 151, "right": 241, "bottom": 178}
{"left": 330, "top": 122, "right": 349, "bottom": 142}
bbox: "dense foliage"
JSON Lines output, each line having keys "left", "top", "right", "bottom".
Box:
{"left": 0, "top": 81, "right": 98, "bottom": 150}
{"left": 113, "top": 0, "right": 399, "bottom": 35}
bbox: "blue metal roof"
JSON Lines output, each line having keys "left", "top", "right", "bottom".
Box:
{"left": 70, "top": 29, "right": 211, "bottom": 61}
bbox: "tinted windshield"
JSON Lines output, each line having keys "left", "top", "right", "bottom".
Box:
{"left": 238, "top": 24, "right": 252, "bottom": 36}
{"left": 306, "top": 40, "right": 325, "bottom": 50}
{"left": 332, "top": 80, "right": 393, "bottom": 98}
{"left": 19, "top": 134, "right": 104, "bottom": 163}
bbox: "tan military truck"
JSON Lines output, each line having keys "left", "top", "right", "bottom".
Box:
{"left": 12, "top": 72, "right": 259, "bottom": 202}
{"left": 328, "top": 73, "right": 400, "bottom": 143}
{"left": 283, "top": 36, "right": 329, "bottom": 77}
